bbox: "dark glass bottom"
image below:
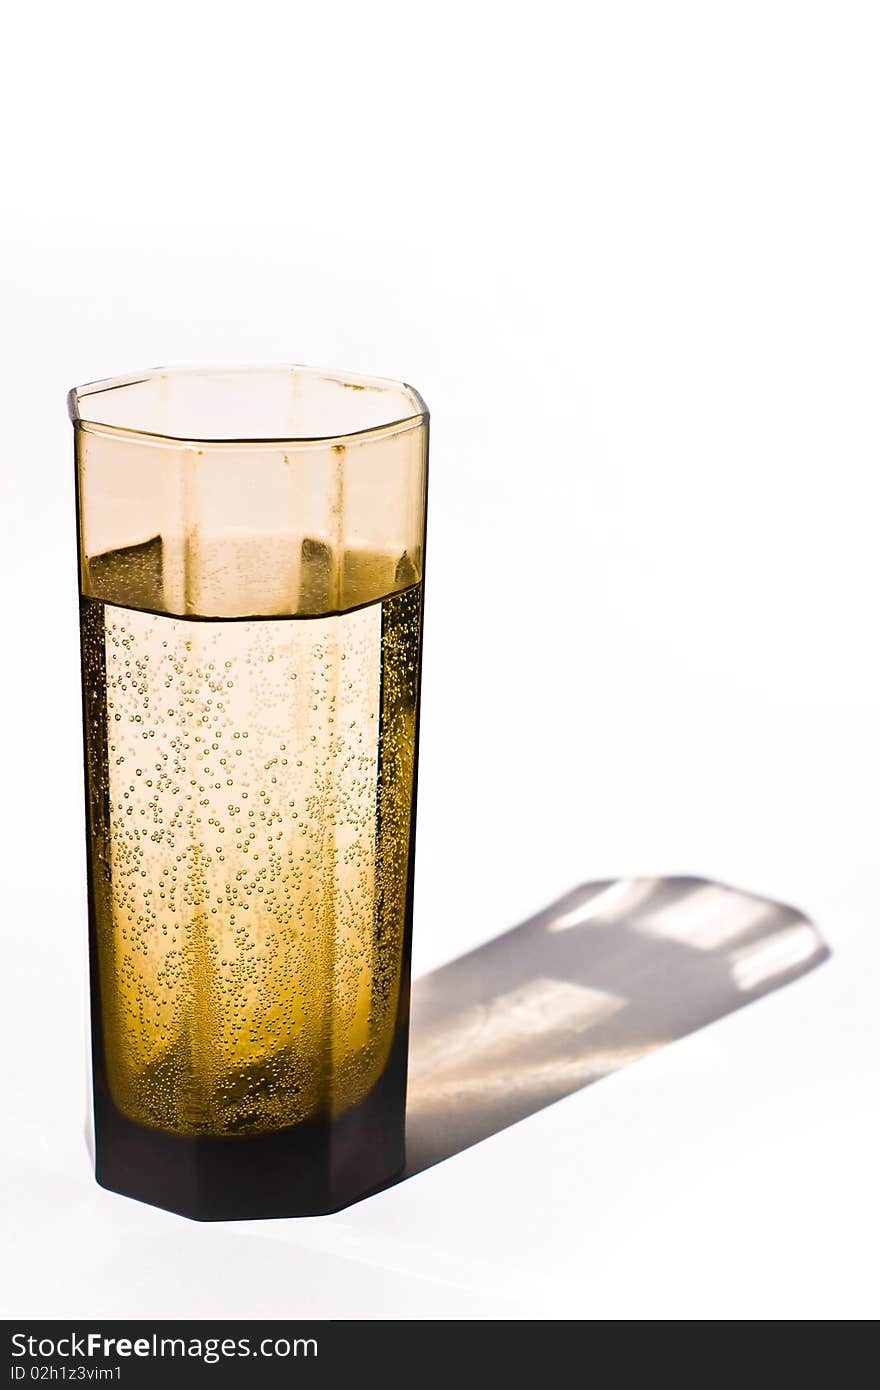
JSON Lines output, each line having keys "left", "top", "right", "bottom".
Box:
{"left": 92, "top": 1026, "right": 408, "bottom": 1221}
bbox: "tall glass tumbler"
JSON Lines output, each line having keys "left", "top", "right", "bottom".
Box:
{"left": 71, "top": 366, "right": 428, "bottom": 1219}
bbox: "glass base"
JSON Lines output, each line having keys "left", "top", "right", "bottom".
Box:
{"left": 91, "top": 1028, "right": 408, "bottom": 1220}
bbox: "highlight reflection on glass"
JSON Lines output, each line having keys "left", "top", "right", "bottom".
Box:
{"left": 73, "top": 365, "right": 428, "bottom": 1218}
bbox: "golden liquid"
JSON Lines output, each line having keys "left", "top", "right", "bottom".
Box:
{"left": 80, "top": 540, "right": 420, "bottom": 1137}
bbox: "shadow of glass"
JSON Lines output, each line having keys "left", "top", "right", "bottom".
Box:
{"left": 404, "top": 876, "right": 829, "bottom": 1177}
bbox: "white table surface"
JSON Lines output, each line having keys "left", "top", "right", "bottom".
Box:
{"left": 3, "top": 557, "right": 877, "bottom": 1318}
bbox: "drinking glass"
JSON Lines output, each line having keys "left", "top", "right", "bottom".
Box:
{"left": 71, "top": 365, "right": 428, "bottom": 1218}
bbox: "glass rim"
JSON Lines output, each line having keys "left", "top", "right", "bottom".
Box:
{"left": 68, "top": 363, "right": 429, "bottom": 449}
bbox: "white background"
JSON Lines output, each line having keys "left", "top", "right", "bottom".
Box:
{"left": 2, "top": 0, "right": 879, "bottom": 1320}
